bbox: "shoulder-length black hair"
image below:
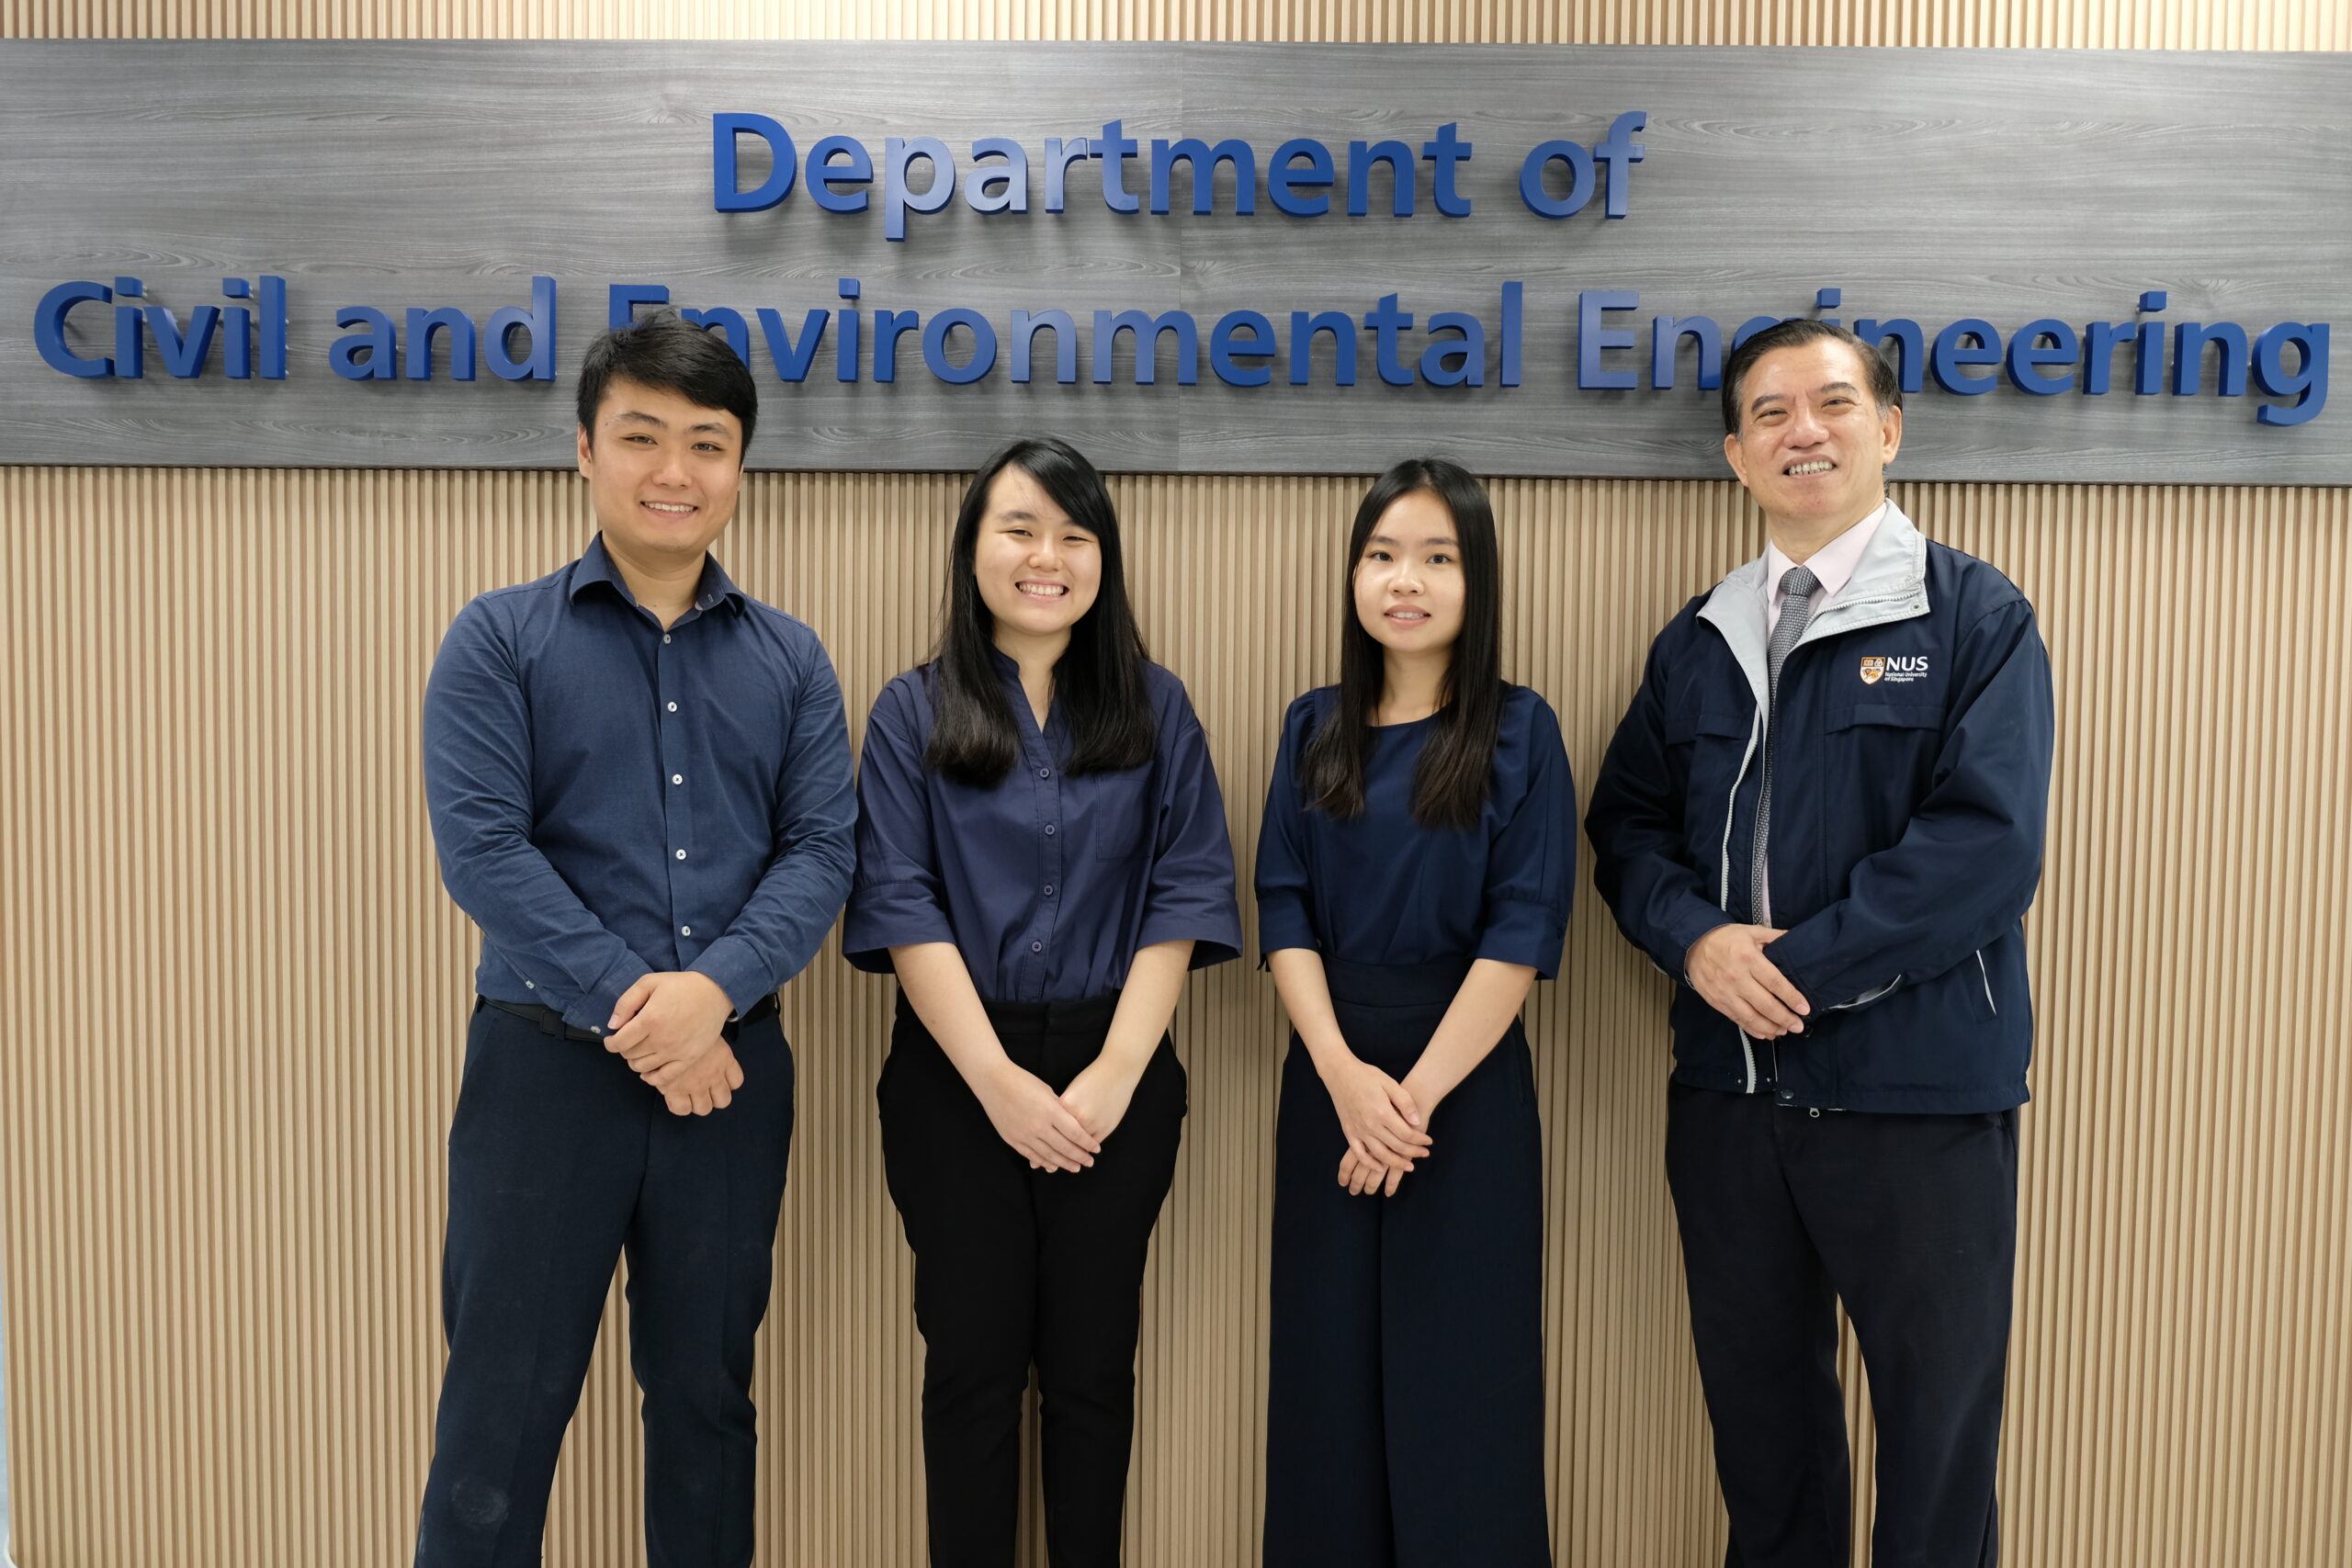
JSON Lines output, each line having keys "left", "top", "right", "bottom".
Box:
{"left": 1299, "top": 457, "right": 1505, "bottom": 831}
{"left": 922, "top": 436, "right": 1157, "bottom": 788}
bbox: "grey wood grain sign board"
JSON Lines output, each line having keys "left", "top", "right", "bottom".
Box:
{"left": 1, "top": 41, "right": 2345, "bottom": 479}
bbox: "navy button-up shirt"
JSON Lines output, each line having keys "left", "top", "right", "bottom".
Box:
{"left": 423, "top": 535, "right": 856, "bottom": 1032}
{"left": 843, "top": 655, "right": 1242, "bottom": 1001}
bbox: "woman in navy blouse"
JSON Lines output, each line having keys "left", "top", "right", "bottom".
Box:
{"left": 1256, "top": 457, "right": 1575, "bottom": 1567}
{"left": 844, "top": 437, "right": 1242, "bottom": 1568}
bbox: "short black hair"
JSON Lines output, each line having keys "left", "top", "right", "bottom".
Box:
{"left": 576, "top": 309, "right": 758, "bottom": 456}
{"left": 1721, "top": 319, "right": 1900, "bottom": 435}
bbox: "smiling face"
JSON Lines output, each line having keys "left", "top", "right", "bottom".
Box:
{"left": 1351, "top": 487, "right": 1465, "bottom": 660}
{"left": 575, "top": 376, "right": 746, "bottom": 566}
{"left": 970, "top": 464, "right": 1102, "bottom": 652}
{"left": 1722, "top": 337, "right": 1904, "bottom": 538}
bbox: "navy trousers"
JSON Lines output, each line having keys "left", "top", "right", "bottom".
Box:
{"left": 878, "top": 991, "right": 1187, "bottom": 1568}
{"left": 1263, "top": 957, "right": 1553, "bottom": 1568}
{"left": 415, "top": 999, "right": 796, "bottom": 1568}
{"left": 1664, "top": 1081, "right": 2017, "bottom": 1568}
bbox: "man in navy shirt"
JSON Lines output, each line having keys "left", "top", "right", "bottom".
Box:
{"left": 1587, "top": 320, "right": 2053, "bottom": 1568}
{"left": 414, "top": 310, "right": 855, "bottom": 1567}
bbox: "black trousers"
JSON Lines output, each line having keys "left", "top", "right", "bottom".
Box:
{"left": 1664, "top": 1081, "right": 2018, "bottom": 1568}
{"left": 877, "top": 990, "right": 1187, "bottom": 1568}
{"left": 1263, "top": 957, "right": 1552, "bottom": 1568}
{"left": 414, "top": 999, "right": 796, "bottom": 1568}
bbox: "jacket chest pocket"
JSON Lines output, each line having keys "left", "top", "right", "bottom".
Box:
{"left": 1666, "top": 704, "right": 1757, "bottom": 860}
{"left": 1666, "top": 704, "right": 1754, "bottom": 750}
{"left": 1823, "top": 702, "right": 1942, "bottom": 742}
{"left": 1667, "top": 705, "right": 1757, "bottom": 785}
{"left": 1822, "top": 703, "right": 1944, "bottom": 810}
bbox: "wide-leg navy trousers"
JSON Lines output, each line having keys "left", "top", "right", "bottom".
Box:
{"left": 1665, "top": 1080, "right": 2018, "bottom": 1568}
{"left": 414, "top": 999, "right": 795, "bottom": 1568}
{"left": 1263, "top": 956, "right": 1553, "bottom": 1568}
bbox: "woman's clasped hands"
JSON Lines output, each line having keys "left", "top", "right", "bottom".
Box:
{"left": 972, "top": 1055, "right": 1104, "bottom": 1173}
{"left": 1321, "top": 1052, "right": 1433, "bottom": 1197}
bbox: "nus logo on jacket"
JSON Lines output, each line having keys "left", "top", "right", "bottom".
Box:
{"left": 1859, "top": 654, "right": 1930, "bottom": 686}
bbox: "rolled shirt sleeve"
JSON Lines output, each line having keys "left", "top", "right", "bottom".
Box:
{"left": 1252, "top": 694, "right": 1323, "bottom": 960}
{"left": 842, "top": 675, "right": 958, "bottom": 971}
{"left": 1136, "top": 684, "right": 1243, "bottom": 967}
{"left": 1475, "top": 694, "right": 1577, "bottom": 979}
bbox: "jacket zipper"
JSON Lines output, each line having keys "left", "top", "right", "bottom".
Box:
{"left": 1690, "top": 513, "right": 1937, "bottom": 1100}
{"left": 1718, "top": 709, "right": 1763, "bottom": 1093}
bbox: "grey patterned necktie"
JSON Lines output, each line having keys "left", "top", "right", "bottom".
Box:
{"left": 1751, "top": 565, "right": 1820, "bottom": 927}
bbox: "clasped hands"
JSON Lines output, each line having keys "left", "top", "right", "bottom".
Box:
{"left": 605, "top": 970, "right": 744, "bottom": 1116}
{"left": 1684, "top": 924, "right": 1813, "bottom": 1038}
{"left": 1322, "top": 1054, "right": 1434, "bottom": 1198}
{"left": 971, "top": 1052, "right": 1140, "bottom": 1174}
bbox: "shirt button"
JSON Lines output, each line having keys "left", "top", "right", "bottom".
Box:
{"left": 662, "top": 634, "right": 672, "bottom": 644}
{"left": 675, "top": 849, "right": 687, "bottom": 861}
{"left": 666, "top": 701, "right": 678, "bottom": 713}
{"left": 590, "top": 1026, "right": 603, "bottom": 1035}
{"left": 524, "top": 980, "right": 535, "bottom": 989}
{"left": 671, "top": 773, "right": 683, "bottom": 785}
{"left": 1043, "top": 823, "right": 1056, "bottom": 837}
{"left": 1030, "top": 941, "right": 1043, "bottom": 953}
{"left": 1039, "top": 767, "right": 1052, "bottom": 779}
{"left": 681, "top": 925, "right": 692, "bottom": 937}
{"left": 1043, "top": 885, "right": 1055, "bottom": 897}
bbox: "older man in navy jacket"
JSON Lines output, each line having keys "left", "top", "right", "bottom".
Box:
{"left": 1587, "top": 319, "right": 2054, "bottom": 1568}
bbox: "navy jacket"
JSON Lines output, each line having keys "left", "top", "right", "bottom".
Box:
{"left": 1585, "top": 504, "right": 2054, "bottom": 1113}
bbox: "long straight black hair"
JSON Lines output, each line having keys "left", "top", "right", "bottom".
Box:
{"left": 1299, "top": 457, "right": 1505, "bottom": 830}
{"left": 922, "top": 437, "right": 1157, "bottom": 787}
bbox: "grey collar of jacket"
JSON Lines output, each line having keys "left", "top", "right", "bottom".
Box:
{"left": 1697, "top": 499, "right": 1934, "bottom": 716}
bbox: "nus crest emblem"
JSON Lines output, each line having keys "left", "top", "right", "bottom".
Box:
{"left": 1859, "top": 656, "right": 1885, "bottom": 685}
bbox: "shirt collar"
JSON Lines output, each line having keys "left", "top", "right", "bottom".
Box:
{"left": 1764, "top": 500, "right": 1887, "bottom": 610}
{"left": 570, "top": 533, "right": 747, "bottom": 615}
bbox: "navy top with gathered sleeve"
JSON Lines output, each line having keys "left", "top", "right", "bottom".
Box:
{"left": 1255, "top": 684, "right": 1577, "bottom": 976}
{"left": 844, "top": 652, "right": 1243, "bottom": 1002}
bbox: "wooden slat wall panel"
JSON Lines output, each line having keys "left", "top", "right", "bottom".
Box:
{"left": 3, "top": 6, "right": 2348, "bottom": 1568}
{"left": 3, "top": 0, "right": 2348, "bottom": 46}
{"left": 3, "top": 469, "right": 2347, "bottom": 1568}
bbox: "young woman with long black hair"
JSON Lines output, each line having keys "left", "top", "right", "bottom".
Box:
{"left": 1256, "top": 457, "right": 1574, "bottom": 1567}
{"left": 844, "top": 437, "right": 1241, "bottom": 1568}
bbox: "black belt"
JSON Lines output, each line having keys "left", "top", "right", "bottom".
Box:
{"left": 481, "top": 992, "right": 778, "bottom": 1043}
